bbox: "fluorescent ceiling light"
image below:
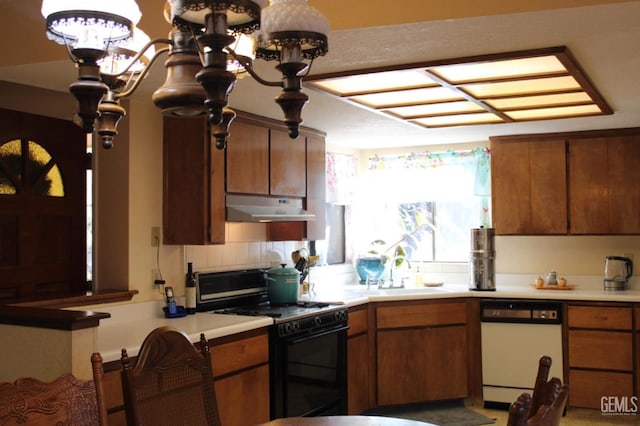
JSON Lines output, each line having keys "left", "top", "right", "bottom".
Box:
{"left": 305, "top": 46, "right": 612, "bottom": 129}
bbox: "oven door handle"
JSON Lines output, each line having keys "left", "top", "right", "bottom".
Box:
{"left": 287, "top": 325, "right": 349, "bottom": 344}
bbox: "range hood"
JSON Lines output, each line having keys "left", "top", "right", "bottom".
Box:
{"left": 226, "top": 194, "right": 316, "bottom": 223}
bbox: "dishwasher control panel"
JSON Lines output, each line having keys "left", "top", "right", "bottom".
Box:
{"left": 480, "top": 300, "right": 562, "bottom": 324}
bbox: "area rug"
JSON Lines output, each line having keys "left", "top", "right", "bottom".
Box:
{"left": 362, "top": 400, "right": 496, "bottom": 426}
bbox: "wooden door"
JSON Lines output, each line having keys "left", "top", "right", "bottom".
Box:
{"left": 569, "top": 138, "right": 609, "bottom": 234}
{"left": 226, "top": 120, "right": 269, "bottom": 195}
{"left": 0, "top": 108, "right": 86, "bottom": 302}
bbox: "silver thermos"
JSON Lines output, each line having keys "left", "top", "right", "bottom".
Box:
{"left": 469, "top": 227, "right": 496, "bottom": 291}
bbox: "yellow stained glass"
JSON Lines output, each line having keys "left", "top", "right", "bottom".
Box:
{"left": 0, "top": 139, "right": 64, "bottom": 197}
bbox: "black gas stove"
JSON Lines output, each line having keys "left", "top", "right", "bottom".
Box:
{"left": 196, "top": 268, "right": 346, "bottom": 323}
{"left": 196, "top": 268, "right": 348, "bottom": 418}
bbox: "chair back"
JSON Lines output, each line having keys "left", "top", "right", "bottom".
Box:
{"left": 0, "top": 373, "right": 107, "bottom": 426}
{"left": 507, "top": 355, "right": 569, "bottom": 426}
{"left": 119, "top": 326, "right": 221, "bottom": 426}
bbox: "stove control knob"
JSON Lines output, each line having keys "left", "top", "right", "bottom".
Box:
{"left": 282, "top": 323, "right": 293, "bottom": 335}
{"left": 292, "top": 321, "right": 300, "bottom": 332}
{"left": 314, "top": 316, "right": 322, "bottom": 326}
{"left": 334, "top": 310, "right": 347, "bottom": 322}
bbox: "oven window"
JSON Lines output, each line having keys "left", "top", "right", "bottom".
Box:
{"left": 284, "top": 330, "right": 346, "bottom": 417}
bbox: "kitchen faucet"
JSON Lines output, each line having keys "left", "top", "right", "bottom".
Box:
{"left": 388, "top": 255, "right": 411, "bottom": 288}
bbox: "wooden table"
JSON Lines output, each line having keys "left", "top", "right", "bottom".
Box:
{"left": 257, "top": 416, "right": 436, "bottom": 426}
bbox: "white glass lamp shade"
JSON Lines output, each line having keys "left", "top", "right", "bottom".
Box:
{"left": 41, "top": 0, "right": 141, "bottom": 49}
{"left": 258, "top": 0, "right": 329, "bottom": 60}
{"left": 261, "top": 0, "right": 329, "bottom": 35}
{"left": 99, "top": 28, "right": 156, "bottom": 75}
{"left": 169, "top": 0, "right": 266, "bottom": 32}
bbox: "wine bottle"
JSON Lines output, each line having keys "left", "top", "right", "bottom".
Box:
{"left": 185, "top": 262, "right": 197, "bottom": 314}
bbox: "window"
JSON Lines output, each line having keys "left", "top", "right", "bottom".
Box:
{"left": 318, "top": 148, "right": 488, "bottom": 265}
{"left": 354, "top": 148, "right": 490, "bottom": 262}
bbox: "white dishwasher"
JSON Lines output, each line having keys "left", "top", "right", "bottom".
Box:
{"left": 480, "top": 299, "right": 563, "bottom": 408}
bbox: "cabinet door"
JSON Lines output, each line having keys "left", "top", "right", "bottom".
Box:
{"left": 348, "top": 333, "right": 370, "bottom": 414}
{"left": 163, "top": 116, "right": 225, "bottom": 244}
{"left": 226, "top": 120, "right": 269, "bottom": 195}
{"left": 569, "top": 138, "right": 609, "bottom": 234}
{"left": 215, "top": 364, "right": 270, "bottom": 426}
{"left": 270, "top": 128, "right": 306, "bottom": 197}
{"left": 377, "top": 325, "right": 468, "bottom": 405}
{"left": 608, "top": 134, "right": 640, "bottom": 233}
{"left": 491, "top": 139, "right": 567, "bottom": 234}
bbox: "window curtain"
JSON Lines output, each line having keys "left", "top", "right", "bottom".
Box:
{"left": 366, "top": 147, "right": 491, "bottom": 199}
{"left": 326, "top": 152, "right": 357, "bottom": 205}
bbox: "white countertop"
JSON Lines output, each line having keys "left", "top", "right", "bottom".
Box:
{"left": 95, "top": 273, "right": 640, "bottom": 363}
{"left": 96, "top": 303, "right": 272, "bottom": 362}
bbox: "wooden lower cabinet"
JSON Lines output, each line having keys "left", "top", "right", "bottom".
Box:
{"left": 375, "top": 300, "right": 469, "bottom": 406}
{"left": 566, "top": 304, "right": 634, "bottom": 409}
{"left": 101, "top": 329, "right": 270, "bottom": 426}
{"left": 347, "top": 306, "right": 371, "bottom": 414}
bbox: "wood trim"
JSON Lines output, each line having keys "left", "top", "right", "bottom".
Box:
{"left": 490, "top": 126, "right": 640, "bottom": 143}
{"left": 0, "top": 305, "right": 110, "bottom": 330}
{"left": 11, "top": 290, "right": 137, "bottom": 309}
{"left": 233, "top": 109, "right": 327, "bottom": 139}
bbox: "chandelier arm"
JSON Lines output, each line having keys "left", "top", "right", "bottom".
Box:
{"left": 226, "top": 47, "right": 282, "bottom": 88}
{"left": 106, "top": 38, "right": 172, "bottom": 79}
{"left": 113, "top": 46, "right": 171, "bottom": 99}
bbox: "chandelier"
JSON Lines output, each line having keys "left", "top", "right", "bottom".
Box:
{"left": 41, "top": 0, "right": 329, "bottom": 149}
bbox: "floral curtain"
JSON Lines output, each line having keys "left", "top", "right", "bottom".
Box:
{"left": 326, "top": 152, "right": 357, "bottom": 205}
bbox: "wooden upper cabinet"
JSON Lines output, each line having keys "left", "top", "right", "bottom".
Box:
{"left": 492, "top": 128, "right": 640, "bottom": 236}
{"left": 226, "top": 120, "right": 269, "bottom": 195}
{"left": 491, "top": 138, "right": 568, "bottom": 235}
{"left": 270, "top": 128, "right": 306, "bottom": 197}
{"left": 569, "top": 134, "right": 640, "bottom": 234}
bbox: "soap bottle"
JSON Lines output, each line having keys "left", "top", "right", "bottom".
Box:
{"left": 185, "top": 262, "right": 197, "bottom": 314}
{"left": 414, "top": 265, "right": 424, "bottom": 287}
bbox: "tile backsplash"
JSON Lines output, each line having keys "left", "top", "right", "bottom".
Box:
{"left": 184, "top": 222, "right": 304, "bottom": 273}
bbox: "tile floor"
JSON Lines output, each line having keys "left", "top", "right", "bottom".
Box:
{"left": 470, "top": 405, "right": 639, "bottom": 425}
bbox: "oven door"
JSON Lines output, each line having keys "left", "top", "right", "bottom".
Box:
{"left": 271, "top": 324, "right": 349, "bottom": 419}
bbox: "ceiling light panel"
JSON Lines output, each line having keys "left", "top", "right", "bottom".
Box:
{"left": 310, "top": 69, "right": 439, "bottom": 96}
{"left": 350, "top": 86, "right": 463, "bottom": 109}
{"left": 305, "top": 46, "right": 612, "bottom": 129}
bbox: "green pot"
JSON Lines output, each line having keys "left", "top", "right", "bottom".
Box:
{"left": 265, "top": 265, "right": 300, "bottom": 305}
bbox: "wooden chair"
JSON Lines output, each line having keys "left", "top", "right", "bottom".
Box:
{"left": 117, "top": 326, "right": 221, "bottom": 426}
{"left": 0, "top": 372, "right": 107, "bottom": 426}
{"left": 507, "top": 355, "right": 569, "bottom": 426}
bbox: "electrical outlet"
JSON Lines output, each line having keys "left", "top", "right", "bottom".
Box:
{"left": 151, "top": 226, "right": 160, "bottom": 247}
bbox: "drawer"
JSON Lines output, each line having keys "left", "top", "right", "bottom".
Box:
{"left": 348, "top": 308, "right": 368, "bottom": 336}
{"left": 377, "top": 301, "right": 467, "bottom": 329}
{"left": 210, "top": 333, "right": 269, "bottom": 377}
{"left": 567, "top": 305, "right": 631, "bottom": 330}
{"left": 568, "top": 330, "right": 633, "bottom": 370}
{"left": 569, "top": 370, "right": 633, "bottom": 409}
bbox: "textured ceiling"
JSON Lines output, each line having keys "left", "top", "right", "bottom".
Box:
{"left": 1, "top": 1, "right": 639, "bottom": 149}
